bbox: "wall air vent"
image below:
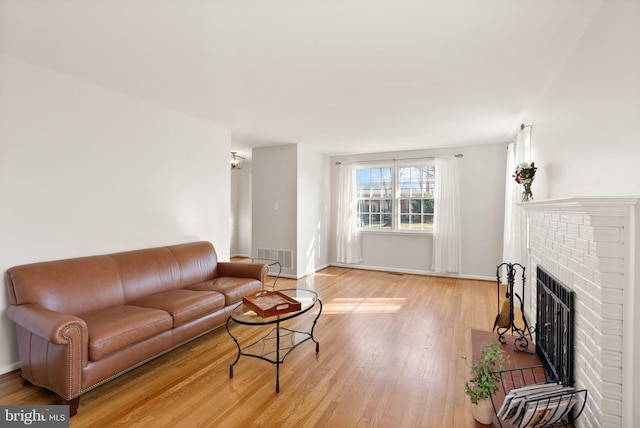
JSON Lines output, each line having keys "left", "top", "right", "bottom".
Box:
{"left": 256, "top": 248, "right": 293, "bottom": 270}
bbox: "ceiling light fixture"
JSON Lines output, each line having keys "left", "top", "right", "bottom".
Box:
{"left": 230, "top": 152, "right": 245, "bottom": 170}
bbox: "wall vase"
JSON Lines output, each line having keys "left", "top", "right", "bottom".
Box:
{"left": 522, "top": 183, "right": 533, "bottom": 202}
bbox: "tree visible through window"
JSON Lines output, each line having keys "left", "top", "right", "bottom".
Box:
{"left": 398, "top": 165, "right": 435, "bottom": 231}
{"left": 356, "top": 163, "right": 435, "bottom": 232}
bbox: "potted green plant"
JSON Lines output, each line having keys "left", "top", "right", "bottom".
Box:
{"left": 463, "top": 339, "right": 508, "bottom": 424}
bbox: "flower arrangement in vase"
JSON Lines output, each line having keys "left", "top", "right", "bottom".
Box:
{"left": 514, "top": 162, "right": 537, "bottom": 202}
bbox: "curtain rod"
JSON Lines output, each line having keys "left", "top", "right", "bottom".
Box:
{"left": 334, "top": 153, "right": 462, "bottom": 166}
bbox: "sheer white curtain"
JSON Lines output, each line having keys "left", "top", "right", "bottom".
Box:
{"left": 502, "top": 128, "right": 527, "bottom": 267}
{"left": 336, "top": 164, "right": 362, "bottom": 263}
{"left": 432, "top": 156, "right": 461, "bottom": 273}
{"left": 502, "top": 128, "right": 529, "bottom": 291}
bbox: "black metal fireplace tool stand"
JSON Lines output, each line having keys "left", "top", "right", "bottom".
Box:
{"left": 493, "top": 262, "right": 532, "bottom": 350}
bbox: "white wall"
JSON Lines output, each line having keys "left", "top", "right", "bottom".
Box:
{"left": 251, "top": 144, "right": 298, "bottom": 276}
{"left": 230, "top": 168, "right": 240, "bottom": 255}
{"left": 329, "top": 143, "right": 507, "bottom": 279}
{"left": 530, "top": 1, "right": 640, "bottom": 200}
{"left": 230, "top": 162, "right": 252, "bottom": 257}
{"left": 635, "top": 202, "right": 640, "bottom": 428}
{"left": 250, "top": 144, "right": 329, "bottom": 278}
{"left": 0, "top": 55, "right": 232, "bottom": 373}
{"left": 297, "top": 145, "right": 330, "bottom": 276}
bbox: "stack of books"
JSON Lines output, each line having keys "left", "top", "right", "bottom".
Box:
{"left": 497, "top": 382, "right": 578, "bottom": 428}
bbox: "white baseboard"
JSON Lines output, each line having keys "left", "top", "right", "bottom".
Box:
{"left": 230, "top": 254, "right": 251, "bottom": 259}
{"left": 297, "top": 263, "right": 330, "bottom": 279}
{"left": 328, "top": 263, "right": 494, "bottom": 282}
{"left": 0, "top": 362, "right": 20, "bottom": 375}
{"left": 267, "top": 263, "right": 331, "bottom": 280}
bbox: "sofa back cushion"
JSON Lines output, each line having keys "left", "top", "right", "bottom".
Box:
{"left": 112, "top": 242, "right": 219, "bottom": 302}
{"left": 6, "top": 256, "right": 125, "bottom": 315}
{"left": 6, "top": 241, "right": 220, "bottom": 314}
{"left": 110, "top": 247, "right": 182, "bottom": 303}
{"left": 166, "top": 241, "right": 219, "bottom": 286}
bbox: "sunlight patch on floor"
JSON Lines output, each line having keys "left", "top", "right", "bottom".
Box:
{"left": 312, "top": 272, "right": 339, "bottom": 277}
{"left": 323, "top": 297, "right": 405, "bottom": 314}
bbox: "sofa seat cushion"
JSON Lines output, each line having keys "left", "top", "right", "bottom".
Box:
{"left": 186, "top": 277, "right": 262, "bottom": 306}
{"left": 129, "top": 289, "right": 225, "bottom": 328}
{"left": 81, "top": 305, "right": 173, "bottom": 361}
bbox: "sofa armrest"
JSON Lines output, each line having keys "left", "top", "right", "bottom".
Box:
{"left": 7, "top": 304, "right": 88, "bottom": 400}
{"left": 217, "top": 262, "right": 269, "bottom": 286}
{"left": 7, "top": 304, "right": 88, "bottom": 345}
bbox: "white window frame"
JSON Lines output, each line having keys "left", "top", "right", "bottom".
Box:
{"left": 355, "top": 160, "right": 435, "bottom": 234}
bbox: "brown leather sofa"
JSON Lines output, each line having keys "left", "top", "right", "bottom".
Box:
{"left": 5, "top": 241, "right": 268, "bottom": 416}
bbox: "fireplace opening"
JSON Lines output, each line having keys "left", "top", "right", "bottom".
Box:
{"left": 536, "top": 266, "right": 575, "bottom": 387}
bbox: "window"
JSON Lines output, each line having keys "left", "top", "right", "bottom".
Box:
{"left": 356, "top": 162, "right": 435, "bottom": 232}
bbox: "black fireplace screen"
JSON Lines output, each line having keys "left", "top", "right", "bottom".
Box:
{"left": 536, "top": 266, "right": 575, "bottom": 387}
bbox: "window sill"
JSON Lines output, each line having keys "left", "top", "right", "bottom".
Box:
{"left": 359, "top": 229, "right": 433, "bottom": 237}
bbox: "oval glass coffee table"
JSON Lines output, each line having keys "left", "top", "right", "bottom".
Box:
{"left": 226, "top": 288, "right": 322, "bottom": 392}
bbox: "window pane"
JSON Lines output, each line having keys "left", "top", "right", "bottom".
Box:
{"left": 356, "top": 167, "right": 392, "bottom": 230}
{"left": 411, "top": 199, "right": 421, "bottom": 213}
{"left": 398, "top": 166, "right": 435, "bottom": 198}
{"left": 399, "top": 215, "right": 434, "bottom": 231}
{"left": 422, "top": 214, "right": 434, "bottom": 230}
{"left": 423, "top": 199, "right": 434, "bottom": 214}
{"left": 400, "top": 199, "right": 409, "bottom": 213}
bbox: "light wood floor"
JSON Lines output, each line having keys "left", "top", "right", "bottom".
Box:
{"left": 0, "top": 267, "right": 499, "bottom": 427}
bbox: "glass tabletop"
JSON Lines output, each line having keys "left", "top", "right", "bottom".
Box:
{"left": 230, "top": 288, "right": 319, "bottom": 325}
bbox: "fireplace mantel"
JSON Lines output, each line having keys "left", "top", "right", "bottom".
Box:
{"left": 519, "top": 196, "right": 639, "bottom": 215}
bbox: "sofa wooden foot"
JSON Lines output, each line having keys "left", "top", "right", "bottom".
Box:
{"left": 66, "top": 397, "right": 80, "bottom": 417}
{"left": 20, "top": 375, "right": 31, "bottom": 386}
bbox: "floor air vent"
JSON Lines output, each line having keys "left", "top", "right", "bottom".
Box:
{"left": 256, "top": 248, "right": 293, "bottom": 270}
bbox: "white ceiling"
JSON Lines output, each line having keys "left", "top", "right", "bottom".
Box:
{"left": 0, "top": 0, "right": 604, "bottom": 157}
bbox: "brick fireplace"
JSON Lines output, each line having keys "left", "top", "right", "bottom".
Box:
{"left": 520, "top": 197, "right": 639, "bottom": 427}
